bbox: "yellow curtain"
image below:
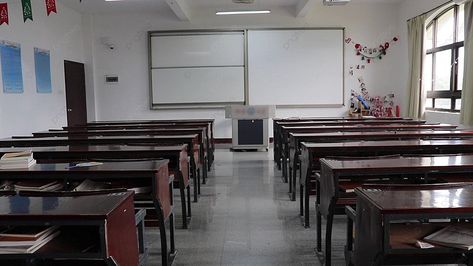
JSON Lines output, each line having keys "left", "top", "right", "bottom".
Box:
{"left": 460, "top": 1, "right": 473, "bottom": 125}
{"left": 406, "top": 14, "right": 428, "bottom": 119}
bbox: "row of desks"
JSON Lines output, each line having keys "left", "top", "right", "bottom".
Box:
{"left": 0, "top": 119, "right": 214, "bottom": 266}
{"left": 273, "top": 117, "right": 473, "bottom": 266}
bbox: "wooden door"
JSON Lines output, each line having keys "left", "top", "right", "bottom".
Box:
{"left": 64, "top": 60, "right": 87, "bottom": 126}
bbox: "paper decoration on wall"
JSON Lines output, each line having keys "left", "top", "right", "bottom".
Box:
{"left": 0, "top": 3, "right": 8, "bottom": 25}
{"left": 0, "top": 41, "right": 24, "bottom": 93}
{"left": 45, "top": 0, "right": 57, "bottom": 16}
{"left": 345, "top": 36, "right": 399, "bottom": 63}
{"left": 34, "top": 48, "right": 52, "bottom": 93}
{"left": 21, "top": 0, "right": 33, "bottom": 22}
{"left": 350, "top": 76, "right": 396, "bottom": 117}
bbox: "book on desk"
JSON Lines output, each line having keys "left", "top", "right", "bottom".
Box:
{"left": 0, "top": 225, "right": 60, "bottom": 254}
{"left": 0, "top": 151, "right": 36, "bottom": 169}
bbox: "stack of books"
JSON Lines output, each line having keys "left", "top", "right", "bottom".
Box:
{"left": 0, "top": 225, "right": 60, "bottom": 253}
{"left": 0, "top": 151, "right": 36, "bottom": 169}
{"left": 424, "top": 225, "right": 473, "bottom": 250}
{"left": 14, "top": 180, "right": 63, "bottom": 192}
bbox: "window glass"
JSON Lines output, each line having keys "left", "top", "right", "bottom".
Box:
{"left": 435, "top": 98, "right": 452, "bottom": 109}
{"left": 436, "top": 9, "right": 454, "bottom": 47}
{"left": 424, "top": 54, "right": 433, "bottom": 91}
{"left": 458, "top": 4, "right": 465, "bottom": 42}
{"left": 434, "top": 50, "right": 452, "bottom": 91}
{"left": 455, "top": 99, "right": 462, "bottom": 110}
{"left": 426, "top": 98, "right": 434, "bottom": 108}
{"left": 426, "top": 25, "right": 434, "bottom": 50}
{"left": 458, "top": 47, "right": 464, "bottom": 91}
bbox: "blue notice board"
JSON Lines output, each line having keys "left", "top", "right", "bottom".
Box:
{"left": 0, "top": 42, "right": 23, "bottom": 93}
{"left": 34, "top": 48, "right": 52, "bottom": 93}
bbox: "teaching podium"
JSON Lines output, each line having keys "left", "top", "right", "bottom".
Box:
{"left": 225, "top": 105, "right": 275, "bottom": 151}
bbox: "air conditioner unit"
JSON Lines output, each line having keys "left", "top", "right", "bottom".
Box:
{"left": 323, "top": 0, "right": 350, "bottom": 6}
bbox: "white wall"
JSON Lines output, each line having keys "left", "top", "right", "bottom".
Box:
{"left": 0, "top": 0, "right": 86, "bottom": 138}
{"left": 90, "top": 2, "right": 404, "bottom": 138}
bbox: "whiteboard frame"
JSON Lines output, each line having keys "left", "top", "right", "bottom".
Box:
{"left": 148, "top": 29, "right": 247, "bottom": 109}
{"left": 148, "top": 28, "right": 345, "bottom": 110}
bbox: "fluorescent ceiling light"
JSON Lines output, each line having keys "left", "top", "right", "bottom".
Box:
{"left": 216, "top": 10, "right": 271, "bottom": 15}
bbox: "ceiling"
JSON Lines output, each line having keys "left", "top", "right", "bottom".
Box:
{"left": 61, "top": 0, "right": 404, "bottom": 16}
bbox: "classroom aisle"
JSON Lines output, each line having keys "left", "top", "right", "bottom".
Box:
{"left": 146, "top": 149, "right": 453, "bottom": 266}
{"left": 146, "top": 149, "right": 336, "bottom": 265}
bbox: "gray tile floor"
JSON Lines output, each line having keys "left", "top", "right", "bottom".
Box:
{"left": 145, "top": 149, "right": 457, "bottom": 266}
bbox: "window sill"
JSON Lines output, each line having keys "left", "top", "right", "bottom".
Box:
{"left": 424, "top": 110, "right": 460, "bottom": 125}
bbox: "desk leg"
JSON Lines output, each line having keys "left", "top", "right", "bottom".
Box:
{"left": 155, "top": 201, "right": 169, "bottom": 266}
{"left": 291, "top": 164, "right": 297, "bottom": 202}
{"left": 203, "top": 159, "right": 208, "bottom": 185}
{"left": 324, "top": 205, "right": 335, "bottom": 266}
{"left": 197, "top": 168, "right": 201, "bottom": 195}
{"left": 187, "top": 185, "right": 192, "bottom": 217}
{"left": 178, "top": 172, "right": 189, "bottom": 229}
{"left": 170, "top": 212, "right": 176, "bottom": 254}
{"left": 300, "top": 184, "right": 304, "bottom": 217}
{"left": 191, "top": 160, "right": 198, "bottom": 203}
{"left": 282, "top": 154, "right": 288, "bottom": 183}
{"left": 304, "top": 177, "right": 310, "bottom": 228}
{"left": 291, "top": 156, "right": 298, "bottom": 202}
{"left": 316, "top": 182, "right": 322, "bottom": 252}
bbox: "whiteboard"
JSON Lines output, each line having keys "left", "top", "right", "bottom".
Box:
{"left": 151, "top": 33, "right": 244, "bottom": 68}
{"left": 152, "top": 67, "right": 245, "bottom": 104}
{"left": 150, "top": 31, "right": 245, "bottom": 107}
{"left": 247, "top": 29, "right": 344, "bottom": 106}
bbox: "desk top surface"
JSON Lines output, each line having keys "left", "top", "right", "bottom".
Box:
{"left": 277, "top": 120, "right": 425, "bottom": 125}
{"left": 301, "top": 139, "right": 473, "bottom": 149}
{"left": 282, "top": 124, "right": 456, "bottom": 130}
{"left": 292, "top": 130, "right": 473, "bottom": 138}
{"left": 88, "top": 119, "right": 215, "bottom": 124}
{"left": 356, "top": 185, "right": 473, "bottom": 214}
{"left": 274, "top": 117, "right": 413, "bottom": 122}
{"left": 321, "top": 155, "right": 473, "bottom": 173}
{"left": 0, "top": 192, "right": 133, "bottom": 218}
{"left": 0, "top": 134, "right": 199, "bottom": 142}
{"left": 0, "top": 159, "right": 168, "bottom": 173}
{"left": 39, "top": 127, "right": 206, "bottom": 134}
{"left": 0, "top": 145, "right": 187, "bottom": 154}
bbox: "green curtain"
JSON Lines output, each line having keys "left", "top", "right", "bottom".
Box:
{"left": 406, "top": 14, "right": 428, "bottom": 119}
{"left": 460, "top": 1, "right": 473, "bottom": 126}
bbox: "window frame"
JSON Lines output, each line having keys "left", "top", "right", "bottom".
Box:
{"left": 424, "top": 5, "right": 464, "bottom": 113}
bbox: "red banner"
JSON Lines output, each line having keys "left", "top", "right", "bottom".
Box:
{"left": 45, "top": 0, "right": 57, "bottom": 16}
{"left": 0, "top": 3, "right": 8, "bottom": 25}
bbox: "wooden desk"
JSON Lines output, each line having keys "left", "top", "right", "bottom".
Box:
{"left": 0, "top": 144, "right": 192, "bottom": 229}
{"left": 349, "top": 184, "right": 473, "bottom": 265}
{"left": 0, "top": 160, "right": 175, "bottom": 266}
{"left": 288, "top": 129, "right": 473, "bottom": 200}
{"left": 0, "top": 192, "right": 138, "bottom": 266}
{"left": 35, "top": 127, "right": 208, "bottom": 174}
{"left": 299, "top": 139, "right": 473, "bottom": 228}
{"left": 272, "top": 118, "right": 419, "bottom": 169}
{"left": 278, "top": 123, "right": 457, "bottom": 182}
{"left": 317, "top": 155, "right": 473, "bottom": 266}
{"left": 33, "top": 127, "right": 209, "bottom": 185}
{"left": 0, "top": 134, "right": 204, "bottom": 195}
{"left": 68, "top": 119, "right": 215, "bottom": 169}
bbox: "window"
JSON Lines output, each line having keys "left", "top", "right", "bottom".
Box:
{"left": 424, "top": 4, "right": 464, "bottom": 112}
